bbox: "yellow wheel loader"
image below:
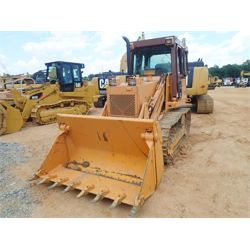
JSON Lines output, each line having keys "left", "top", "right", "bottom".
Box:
{"left": 186, "top": 59, "right": 214, "bottom": 114}
{"left": 32, "top": 36, "right": 192, "bottom": 215}
{"left": 0, "top": 61, "right": 95, "bottom": 136}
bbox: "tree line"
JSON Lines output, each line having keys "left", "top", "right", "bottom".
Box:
{"left": 209, "top": 60, "right": 250, "bottom": 78}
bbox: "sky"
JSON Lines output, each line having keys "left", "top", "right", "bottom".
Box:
{"left": 0, "top": 31, "right": 250, "bottom": 76}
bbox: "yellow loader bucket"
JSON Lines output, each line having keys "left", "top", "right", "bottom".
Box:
{"left": 0, "top": 101, "right": 24, "bottom": 135}
{"left": 34, "top": 114, "right": 164, "bottom": 214}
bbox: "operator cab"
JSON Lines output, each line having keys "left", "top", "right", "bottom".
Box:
{"left": 125, "top": 36, "right": 188, "bottom": 99}
{"left": 45, "top": 61, "right": 85, "bottom": 92}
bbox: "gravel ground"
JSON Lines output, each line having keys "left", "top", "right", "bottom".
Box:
{"left": 0, "top": 141, "right": 37, "bottom": 217}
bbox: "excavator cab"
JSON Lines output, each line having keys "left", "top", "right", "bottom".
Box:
{"left": 45, "top": 61, "right": 85, "bottom": 92}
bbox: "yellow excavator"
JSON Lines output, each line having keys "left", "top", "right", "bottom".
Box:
{"left": 186, "top": 59, "right": 214, "bottom": 114}
{"left": 32, "top": 35, "right": 193, "bottom": 215}
{"left": 0, "top": 61, "right": 95, "bottom": 136}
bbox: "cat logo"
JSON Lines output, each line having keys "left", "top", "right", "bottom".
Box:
{"left": 98, "top": 78, "right": 109, "bottom": 90}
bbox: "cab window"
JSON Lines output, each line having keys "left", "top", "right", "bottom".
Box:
{"left": 133, "top": 45, "right": 172, "bottom": 76}
{"left": 48, "top": 66, "right": 57, "bottom": 83}
{"left": 72, "top": 65, "right": 81, "bottom": 82}
{"left": 62, "top": 64, "right": 73, "bottom": 84}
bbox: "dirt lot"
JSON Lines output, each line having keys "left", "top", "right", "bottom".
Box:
{"left": 0, "top": 87, "right": 250, "bottom": 217}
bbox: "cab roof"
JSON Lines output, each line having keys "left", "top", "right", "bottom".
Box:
{"left": 45, "top": 61, "right": 85, "bottom": 68}
{"left": 131, "top": 36, "right": 187, "bottom": 50}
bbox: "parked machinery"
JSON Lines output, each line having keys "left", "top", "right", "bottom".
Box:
{"left": 208, "top": 75, "right": 223, "bottom": 89}
{"left": 90, "top": 71, "right": 126, "bottom": 108}
{"left": 0, "top": 61, "right": 95, "bottom": 135}
{"left": 186, "top": 59, "right": 214, "bottom": 114}
{"left": 32, "top": 69, "right": 47, "bottom": 84}
{"left": 32, "top": 35, "right": 192, "bottom": 215}
{"left": 236, "top": 70, "right": 250, "bottom": 87}
{"left": 91, "top": 57, "right": 214, "bottom": 114}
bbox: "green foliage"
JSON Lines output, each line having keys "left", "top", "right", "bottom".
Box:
{"left": 242, "top": 60, "right": 250, "bottom": 71}
{"left": 209, "top": 65, "right": 223, "bottom": 78}
{"left": 209, "top": 60, "right": 250, "bottom": 78}
{"left": 83, "top": 76, "right": 92, "bottom": 81}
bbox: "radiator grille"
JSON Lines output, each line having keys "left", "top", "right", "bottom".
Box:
{"left": 109, "top": 94, "right": 136, "bottom": 117}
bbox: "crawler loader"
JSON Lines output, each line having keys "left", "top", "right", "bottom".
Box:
{"left": 0, "top": 61, "right": 95, "bottom": 135}
{"left": 32, "top": 35, "right": 192, "bottom": 215}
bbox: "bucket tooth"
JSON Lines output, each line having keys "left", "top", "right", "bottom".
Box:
{"left": 92, "top": 194, "right": 103, "bottom": 203}
{"left": 130, "top": 206, "right": 139, "bottom": 217}
{"left": 130, "top": 196, "right": 144, "bottom": 216}
{"left": 37, "top": 178, "right": 48, "bottom": 185}
{"left": 76, "top": 190, "right": 87, "bottom": 198}
{"left": 29, "top": 174, "right": 39, "bottom": 181}
{"left": 48, "top": 182, "right": 59, "bottom": 190}
{"left": 76, "top": 185, "right": 95, "bottom": 198}
{"left": 63, "top": 181, "right": 81, "bottom": 193}
{"left": 110, "top": 200, "right": 119, "bottom": 209}
{"left": 91, "top": 189, "right": 109, "bottom": 203}
{"left": 63, "top": 185, "right": 72, "bottom": 193}
{"left": 110, "top": 194, "right": 126, "bottom": 209}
